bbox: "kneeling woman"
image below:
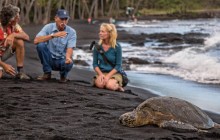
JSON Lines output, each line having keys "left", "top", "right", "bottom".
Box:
{"left": 92, "top": 23, "right": 124, "bottom": 91}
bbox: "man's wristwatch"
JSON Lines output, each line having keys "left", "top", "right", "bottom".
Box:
{"left": 50, "top": 33, "right": 54, "bottom": 38}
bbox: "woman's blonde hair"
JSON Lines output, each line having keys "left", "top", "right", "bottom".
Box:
{"left": 99, "top": 23, "right": 117, "bottom": 48}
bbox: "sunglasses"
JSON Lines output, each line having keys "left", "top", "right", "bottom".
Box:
{"left": 60, "top": 17, "right": 69, "bottom": 21}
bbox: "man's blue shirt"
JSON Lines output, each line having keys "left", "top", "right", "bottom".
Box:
{"left": 36, "top": 23, "right": 77, "bottom": 59}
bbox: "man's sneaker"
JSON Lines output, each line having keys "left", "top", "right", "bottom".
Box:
{"left": 37, "top": 73, "right": 51, "bottom": 80}
{"left": 16, "top": 72, "right": 31, "bottom": 80}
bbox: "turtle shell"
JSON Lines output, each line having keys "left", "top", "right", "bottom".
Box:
{"left": 135, "top": 96, "right": 214, "bottom": 129}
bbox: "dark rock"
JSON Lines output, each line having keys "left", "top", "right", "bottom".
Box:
{"left": 145, "top": 32, "right": 208, "bottom": 45}
{"left": 184, "top": 32, "right": 209, "bottom": 38}
{"left": 147, "top": 33, "right": 182, "bottom": 40}
{"left": 128, "top": 58, "right": 150, "bottom": 64}
{"left": 132, "top": 42, "right": 145, "bottom": 46}
{"left": 184, "top": 38, "right": 204, "bottom": 44}
{"left": 73, "top": 60, "right": 90, "bottom": 66}
{"left": 159, "top": 37, "right": 183, "bottom": 44}
{"left": 154, "top": 61, "right": 163, "bottom": 65}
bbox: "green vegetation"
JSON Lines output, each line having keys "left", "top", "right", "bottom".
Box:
{"left": 139, "top": 0, "right": 220, "bottom": 15}
{"left": 1, "top": 0, "right": 220, "bottom": 24}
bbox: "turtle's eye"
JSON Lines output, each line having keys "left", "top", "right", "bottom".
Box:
{"left": 119, "top": 117, "right": 123, "bottom": 124}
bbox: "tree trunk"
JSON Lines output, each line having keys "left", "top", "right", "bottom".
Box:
{"left": 108, "top": 0, "right": 116, "bottom": 17}
{"left": 100, "top": 0, "right": 104, "bottom": 17}
{"left": 82, "top": 0, "right": 90, "bottom": 17}
{"left": 4, "top": 0, "right": 9, "bottom": 5}
{"left": 38, "top": 4, "right": 43, "bottom": 24}
{"left": 6, "top": 0, "right": 19, "bottom": 6}
{"left": 94, "top": 0, "right": 98, "bottom": 18}
{"left": 57, "top": 0, "right": 63, "bottom": 9}
{"left": 43, "top": 0, "right": 52, "bottom": 24}
{"left": 19, "top": 0, "right": 25, "bottom": 24}
{"left": 23, "top": 0, "right": 35, "bottom": 24}
{"left": 89, "top": 0, "right": 96, "bottom": 18}
{"left": 113, "top": 0, "right": 120, "bottom": 18}
{"left": 71, "top": 0, "right": 77, "bottom": 19}
{"left": 134, "top": 0, "right": 143, "bottom": 16}
{"left": 33, "top": 0, "right": 43, "bottom": 24}
{"left": 33, "top": 1, "right": 38, "bottom": 24}
{"left": 0, "top": 0, "right": 5, "bottom": 10}
{"left": 78, "top": 0, "right": 82, "bottom": 19}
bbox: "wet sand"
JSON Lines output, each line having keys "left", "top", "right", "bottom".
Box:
{"left": 0, "top": 19, "right": 220, "bottom": 139}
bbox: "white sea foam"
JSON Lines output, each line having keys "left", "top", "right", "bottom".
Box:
{"left": 130, "top": 46, "right": 220, "bottom": 84}
{"left": 204, "top": 33, "right": 220, "bottom": 49}
{"left": 118, "top": 18, "right": 220, "bottom": 34}
{"left": 163, "top": 35, "right": 220, "bottom": 84}
{"left": 72, "top": 49, "right": 93, "bottom": 67}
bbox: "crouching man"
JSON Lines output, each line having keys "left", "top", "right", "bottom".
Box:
{"left": 34, "top": 9, "right": 77, "bottom": 82}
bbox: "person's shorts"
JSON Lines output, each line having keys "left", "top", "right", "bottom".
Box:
{"left": 0, "top": 46, "right": 15, "bottom": 71}
{"left": 93, "top": 73, "right": 123, "bottom": 87}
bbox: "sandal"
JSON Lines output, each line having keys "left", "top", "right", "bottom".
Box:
{"left": 118, "top": 86, "right": 125, "bottom": 92}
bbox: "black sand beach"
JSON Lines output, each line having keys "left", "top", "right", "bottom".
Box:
{"left": 0, "top": 20, "right": 220, "bottom": 139}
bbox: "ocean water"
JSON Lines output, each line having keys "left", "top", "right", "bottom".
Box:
{"left": 73, "top": 18, "right": 220, "bottom": 114}
{"left": 127, "top": 72, "right": 220, "bottom": 114}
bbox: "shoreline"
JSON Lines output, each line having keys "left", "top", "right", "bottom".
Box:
{"left": 0, "top": 19, "right": 220, "bottom": 139}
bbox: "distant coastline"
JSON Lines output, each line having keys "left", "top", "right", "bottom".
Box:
{"left": 128, "top": 9, "right": 220, "bottom": 21}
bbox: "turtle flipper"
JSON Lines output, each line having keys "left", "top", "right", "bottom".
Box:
{"left": 160, "top": 120, "right": 198, "bottom": 132}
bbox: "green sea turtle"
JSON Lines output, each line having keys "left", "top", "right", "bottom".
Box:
{"left": 119, "top": 96, "right": 220, "bottom": 132}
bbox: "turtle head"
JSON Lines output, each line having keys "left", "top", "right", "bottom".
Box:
{"left": 119, "top": 108, "right": 151, "bottom": 127}
{"left": 119, "top": 111, "right": 138, "bottom": 127}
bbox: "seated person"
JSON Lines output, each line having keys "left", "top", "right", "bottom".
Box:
{"left": 92, "top": 23, "right": 125, "bottom": 91}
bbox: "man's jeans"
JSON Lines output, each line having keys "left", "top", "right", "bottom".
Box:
{"left": 36, "top": 42, "right": 73, "bottom": 78}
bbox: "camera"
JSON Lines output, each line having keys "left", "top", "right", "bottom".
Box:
{"left": 89, "top": 41, "right": 104, "bottom": 54}
{"left": 89, "top": 41, "right": 96, "bottom": 50}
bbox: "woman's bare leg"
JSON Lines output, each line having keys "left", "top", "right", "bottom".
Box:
{"left": 95, "top": 75, "right": 105, "bottom": 89}
{"left": 106, "top": 79, "right": 124, "bottom": 91}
